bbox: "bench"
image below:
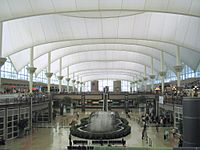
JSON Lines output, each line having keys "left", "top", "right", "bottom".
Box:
{"left": 67, "top": 146, "right": 94, "bottom": 150}
{"left": 73, "top": 140, "right": 88, "bottom": 145}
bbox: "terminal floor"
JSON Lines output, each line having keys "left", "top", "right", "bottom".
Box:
{"left": 0, "top": 109, "right": 179, "bottom": 150}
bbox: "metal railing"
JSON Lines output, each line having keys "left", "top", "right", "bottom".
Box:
{"left": 0, "top": 95, "right": 48, "bottom": 105}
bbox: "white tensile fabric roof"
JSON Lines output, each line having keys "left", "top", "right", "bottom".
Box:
{"left": 0, "top": 0, "right": 200, "bottom": 82}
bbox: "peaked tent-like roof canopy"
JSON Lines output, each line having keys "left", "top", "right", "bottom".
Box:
{"left": 0, "top": 0, "right": 200, "bottom": 82}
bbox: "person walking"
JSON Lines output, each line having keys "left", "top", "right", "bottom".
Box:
{"left": 164, "top": 130, "right": 169, "bottom": 141}
{"left": 69, "top": 133, "right": 72, "bottom": 147}
{"left": 142, "top": 121, "right": 147, "bottom": 140}
{"left": 178, "top": 136, "right": 183, "bottom": 147}
{"left": 156, "top": 122, "right": 159, "bottom": 132}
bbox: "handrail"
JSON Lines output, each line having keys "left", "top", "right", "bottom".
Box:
{"left": 0, "top": 96, "right": 49, "bottom": 105}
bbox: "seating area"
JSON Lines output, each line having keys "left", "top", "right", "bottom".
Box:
{"left": 73, "top": 140, "right": 88, "bottom": 145}
{"left": 92, "top": 140, "right": 125, "bottom": 145}
{"left": 72, "top": 139, "right": 126, "bottom": 146}
{"left": 67, "top": 146, "right": 94, "bottom": 150}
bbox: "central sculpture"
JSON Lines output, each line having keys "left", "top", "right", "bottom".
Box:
{"left": 89, "top": 111, "right": 115, "bottom": 132}
{"left": 70, "top": 86, "right": 131, "bottom": 139}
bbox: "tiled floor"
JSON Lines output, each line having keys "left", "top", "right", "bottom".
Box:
{"left": 0, "top": 108, "right": 179, "bottom": 150}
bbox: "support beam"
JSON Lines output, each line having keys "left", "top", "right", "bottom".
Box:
{"left": 45, "top": 52, "right": 53, "bottom": 93}
{"left": 72, "top": 79, "right": 76, "bottom": 92}
{"left": 130, "top": 82, "right": 133, "bottom": 93}
{"left": 0, "top": 22, "right": 6, "bottom": 91}
{"left": 143, "top": 65, "right": 148, "bottom": 92}
{"left": 66, "top": 78, "right": 70, "bottom": 92}
{"left": 135, "top": 81, "right": 138, "bottom": 92}
{"left": 57, "top": 76, "right": 64, "bottom": 93}
{"left": 149, "top": 57, "right": 155, "bottom": 92}
{"left": 29, "top": 97, "right": 33, "bottom": 134}
{"left": 159, "top": 51, "right": 166, "bottom": 94}
{"left": 72, "top": 73, "right": 76, "bottom": 92}
{"left": 66, "top": 66, "right": 70, "bottom": 92}
{"left": 174, "top": 47, "right": 183, "bottom": 89}
{"left": 57, "top": 58, "right": 64, "bottom": 93}
{"left": 27, "top": 47, "right": 37, "bottom": 94}
{"left": 80, "top": 77, "right": 83, "bottom": 93}
{"left": 80, "top": 82, "right": 83, "bottom": 93}
{"left": 76, "top": 80, "right": 80, "bottom": 93}
{"left": 76, "top": 76, "right": 80, "bottom": 93}
{"left": 132, "top": 81, "right": 135, "bottom": 93}
{"left": 83, "top": 82, "right": 85, "bottom": 92}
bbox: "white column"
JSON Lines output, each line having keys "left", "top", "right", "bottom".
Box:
{"left": 29, "top": 48, "right": 33, "bottom": 93}
{"left": 149, "top": 57, "right": 155, "bottom": 92}
{"left": 57, "top": 58, "right": 64, "bottom": 93}
{"left": 27, "top": 47, "right": 37, "bottom": 94}
{"left": 132, "top": 81, "right": 134, "bottom": 93}
{"left": 45, "top": 52, "right": 53, "bottom": 93}
{"left": 48, "top": 52, "right": 51, "bottom": 73}
{"left": 66, "top": 66, "right": 70, "bottom": 93}
{"left": 0, "top": 22, "right": 3, "bottom": 57}
{"left": 83, "top": 82, "right": 85, "bottom": 92}
{"left": 143, "top": 65, "right": 148, "bottom": 92}
{"left": 159, "top": 51, "right": 166, "bottom": 94}
{"left": 48, "top": 52, "right": 51, "bottom": 93}
{"left": 174, "top": 47, "right": 183, "bottom": 88}
{"left": 0, "top": 22, "right": 7, "bottom": 91}
{"left": 72, "top": 73, "right": 76, "bottom": 92}
{"left": 135, "top": 81, "right": 138, "bottom": 92}
{"left": 80, "top": 77, "right": 83, "bottom": 93}
{"left": 76, "top": 76, "right": 80, "bottom": 93}
{"left": 130, "top": 82, "right": 132, "bottom": 93}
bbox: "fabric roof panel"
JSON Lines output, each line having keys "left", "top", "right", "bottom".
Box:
{"left": 184, "top": 18, "right": 200, "bottom": 50}
{"left": 76, "top": 0, "right": 99, "bottom": 10}
{"left": 122, "top": 0, "right": 145, "bottom": 10}
{"left": 8, "top": 0, "right": 33, "bottom": 17}
{"left": 102, "top": 18, "right": 118, "bottom": 38}
{"left": 167, "top": 0, "right": 192, "bottom": 15}
{"left": 52, "top": 0, "right": 77, "bottom": 12}
{"left": 28, "top": 0, "right": 55, "bottom": 14}
{"left": 189, "top": 0, "right": 200, "bottom": 16}
{"left": 145, "top": 0, "right": 168, "bottom": 11}
{"left": 99, "top": 0, "right": 123, "bottom": 9}
{"left": 0, "top": 0, "right": 13, "bottom": 21}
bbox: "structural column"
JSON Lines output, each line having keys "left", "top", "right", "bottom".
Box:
{"left": 132, "top": 81, "right": 135, "bottom": 93}
{"left": 135, "top": 81, "right": 138, "bottom": 92}
{"left": 0, "top": 22, "right": 6, "bottom": 91}
{"left": 27, "top": 47, "right": 37, "bottom": 94}
{"left": 174, "top": 47, "right": 183, "bottom": 89}
{"left": 143, "top": 65, "right": 148, "bottom": 92}
{"left": 138, "top": 79, "right": 142, "bottom": 91}
{"left": 132, "top": 81, "right": 135, "bottom": 92}
{"left": 45, "top": 52, "right": 53, "bottom": 93}
{"left": 82, "top": 82, "right": 85, "bottom": 92}
{"left": 149, "top": 57, "right": 155, "bottom": 92}
{"left": 66, "top": 66, "right": 70, "bottom": 93}
{"left": 72, "top": 73, "right": 76, "bottom": 92}
{"left": 130, "top": 82, "right": 133, "bottom": 93}
{"left": 159, "top": 51, "right": 166, "bottom": 94}
{"left": 57, "top": 58, "right": 64, "bottom": 93}
{"left": 80, "top": 82, "right": 83, "bottom": 93}
{"left": 29, "top": 97, "right": 33, "bottom": 134}
{"left": 76, "top": 76, "right": 80, "bottom": 93}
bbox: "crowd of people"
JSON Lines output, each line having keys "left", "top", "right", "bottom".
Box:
{"left": 140, "top": 113, "right": 183, "bottom": 147}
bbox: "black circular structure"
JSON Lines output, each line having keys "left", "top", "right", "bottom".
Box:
{"left": 70, "top": 111, "right": 131, "bottom": 139}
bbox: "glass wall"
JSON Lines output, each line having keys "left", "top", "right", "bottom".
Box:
{"left": 98, "top": 80, "right": 113, "bottom": 92}
{"left": 1, "top": 57, "right": 200, "bottom": 90}
{"left": 121, "top": 80, "right": 131, "bottom": 92}
{"left": 84, "top": 81, "right": 91, "bottom": 92}
{"left": 0, "top": 58, "right": 58, "bottom": 84}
